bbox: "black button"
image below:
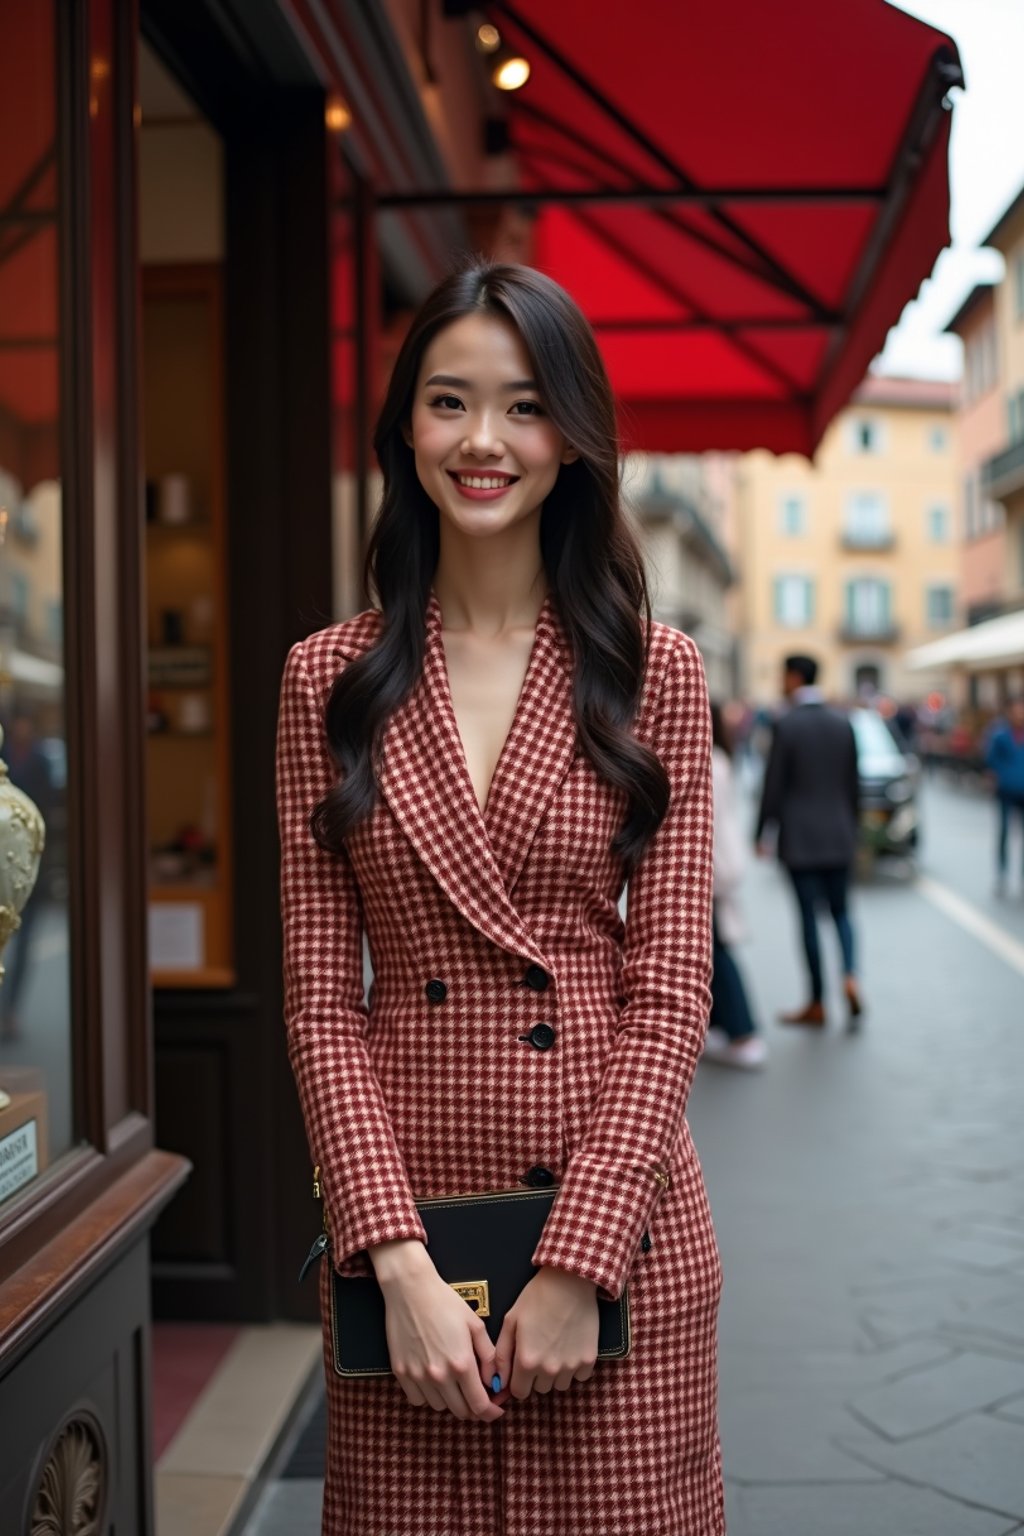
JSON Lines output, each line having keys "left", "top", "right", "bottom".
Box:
{"left": 523, "top": 964, "right": 550, "bottom": 992}
{"left": 424, "top": 978, "right": 447, "bottom": 1004}
{"left": 640, "top": 1230, "right": 652, "bottom": 1254}
{"left": 524, "top": 1164, "right": 556, "bottom": 1188}
{"left": 525, "top": 1023, "right": 556, "bottom": 1051}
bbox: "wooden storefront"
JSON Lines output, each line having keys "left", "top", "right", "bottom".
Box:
{"left": 0, "top": 2, "right": 486, "bottom": 1527}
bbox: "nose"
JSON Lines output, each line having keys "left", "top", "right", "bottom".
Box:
{"left": 461, "top": 410, "right": 505, "bottom": 458}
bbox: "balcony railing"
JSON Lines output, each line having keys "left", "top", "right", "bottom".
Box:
{"left": 982, "top": 437, "right": 1024, "bottom": 502}
{"left": 840, "top": 530, "right": 896, "bottom": 552}
{"left": 838, "top": 622, "right": 901, "bottom": 645}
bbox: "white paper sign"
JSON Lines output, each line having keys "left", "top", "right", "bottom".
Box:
{"left": 148, "top": 902, "right": 204, "bottom": 970}
{"left": 0, "top": 1118, "right": 39, "bottom": 1202}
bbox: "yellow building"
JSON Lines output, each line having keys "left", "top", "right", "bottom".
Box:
{"left": 736, "top": 377, "right": 958, "bottom": 704}
{"left": 907, "top": 185, "right": 1024, "bottom": 706}
{"left": 981, "top": 186, "right": 1024, "bottom": 612}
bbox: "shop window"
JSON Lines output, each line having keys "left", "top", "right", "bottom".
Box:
{"left": 0, "top": 0, "right": 74, "bottom": 1207}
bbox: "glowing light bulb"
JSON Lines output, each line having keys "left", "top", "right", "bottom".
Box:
{"left": 493, "top": 54, "right": 530, "bottom": 91}
{"left": 325, "top": 98, "right": 352, "bottom": 133}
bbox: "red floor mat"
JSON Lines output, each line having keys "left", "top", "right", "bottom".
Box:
{"left": 152, "top": 1322, "right": 242, "bottom": 1461}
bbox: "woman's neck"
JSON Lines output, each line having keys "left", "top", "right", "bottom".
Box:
{"left": 432, "top": 532, "right": 548, "bottom": 636}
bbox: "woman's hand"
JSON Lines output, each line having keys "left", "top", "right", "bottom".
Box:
{"left": 492, "top": 1266, "right": 599, "bottom": 1403}
{"left": 369, "top": 1239, "right": 503, "bottom": 1422}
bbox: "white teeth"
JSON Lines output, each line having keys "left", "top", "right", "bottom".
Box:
{"left": 455, "top": 474, "right": 513, "bottom": 490}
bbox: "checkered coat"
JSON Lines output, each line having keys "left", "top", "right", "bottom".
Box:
{"left": 277, "top": 591, "right": 724, "bottom": 1536}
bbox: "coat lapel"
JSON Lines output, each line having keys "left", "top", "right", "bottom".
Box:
{"left": 481, "top": 597, "right": 578, "bottom": 897}
{"left": 376, "top": 592, "right": 573, "bottom": 970}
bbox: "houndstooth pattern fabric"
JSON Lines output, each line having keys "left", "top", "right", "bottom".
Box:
{"left": 277, "top": 590, "right": 723, "bottom": 1536}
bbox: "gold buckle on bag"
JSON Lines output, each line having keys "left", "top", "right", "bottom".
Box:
{"left": 449, "top": 1280, "right": 490, "bottom": 1317}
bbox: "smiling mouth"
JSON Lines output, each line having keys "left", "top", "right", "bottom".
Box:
{"left": 448, "top": 471, "right": 520, "bottom": 490}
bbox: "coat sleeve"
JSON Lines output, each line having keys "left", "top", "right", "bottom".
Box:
{"left": 276, "top": 639, "right": 427, "bottom": 1272}
{"left": 531, "top": 630, "right": 714, "bottom": 1300}
{"left": 754, "top": 717, "right": 785, "bottom": 842}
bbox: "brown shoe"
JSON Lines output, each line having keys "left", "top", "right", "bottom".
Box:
{"left": 777, "top": 1001, "right": 826, "bottom": 1027}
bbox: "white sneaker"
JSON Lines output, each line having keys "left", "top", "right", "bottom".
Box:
{"left": 702, "top": 1027, "right": 768, "bottom": 1070}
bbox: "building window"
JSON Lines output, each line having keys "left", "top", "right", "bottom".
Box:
{"left": 773, "top": 574, "right": 814, "bottom": 628}
{"left": 984, "top": 324, "right": 998, "bottom": 392}
{"left": 928, "top": 424, "right": 948, "bottom": 453}
{"left": 965, "top": 336, "right": 980, "bottom": 405}
{"left": 849, "top": 417, "right": 882, "bottom": 454}
{"left": 778, "top": 492, "right": 807, "bottom": 537}
{"left": 927, "top": 503, "right": 951, "bottom": 543}
{"left": 926, "top": 585, "right": 955, "bottom": 629}
{"left": 1016, "top": 252, "right": 1024, "bottom": 322}
{"left": 844, "top": 578, "right": 892, "bottom": 637}
{"left": 1009, "top": 391, "right": 1024, "bottom": 445}
{"left": 983, "top": 497, "right": 1004, "bottom": 534}
{"left": 964, "top": 472, "right": 977, "bottom": 539}
{"left": 844, "top": 490, "right": 891, "bottom": 547}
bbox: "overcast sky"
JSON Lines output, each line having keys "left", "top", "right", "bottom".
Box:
{"left": 873, "top": 0, "right": 1024, "bottom": 380}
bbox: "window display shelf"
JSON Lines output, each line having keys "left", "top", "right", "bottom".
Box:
{"left": 142, "top": 265, "right": 234, "bottom": 989}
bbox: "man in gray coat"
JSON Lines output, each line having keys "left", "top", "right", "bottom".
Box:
{"left": 755, "top": 654, "right": 864, "bottom": 1028}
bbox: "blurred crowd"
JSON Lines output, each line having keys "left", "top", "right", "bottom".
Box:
{"left": 701, "top": 663, "right": 1024, "bottom": 1073}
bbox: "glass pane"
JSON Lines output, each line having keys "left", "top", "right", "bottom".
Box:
{"left": 138, "top": 45, "right": 233, "bottom": 985}
{"left": 0, "top": 0, "right": 74, "bottom": 1202}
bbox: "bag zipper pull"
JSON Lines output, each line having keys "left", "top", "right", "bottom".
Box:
{"left": 299, "top": 1231, "right": 329, "bottom": 1284}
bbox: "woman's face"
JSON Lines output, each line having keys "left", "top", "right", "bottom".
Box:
{"left": 405, "top": 311, "right": 577, "bottom": 539}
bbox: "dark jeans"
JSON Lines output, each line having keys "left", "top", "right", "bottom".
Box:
{"left": 711, "top": 917, "right": 758, "bottom": 1042}
{"left": 997, "top": 792, "right": 1024, "bottom": 876}
{"left": 787, "top": 866, "right": 855, "bottom": 1003}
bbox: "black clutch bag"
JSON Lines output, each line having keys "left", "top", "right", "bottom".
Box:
{"left": 325, "top": 1185, "right": 631, "bottom": 1379}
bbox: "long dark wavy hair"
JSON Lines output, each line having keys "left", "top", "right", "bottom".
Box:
{"left": 311, "top": 260, "right": 670, "bottom": 874}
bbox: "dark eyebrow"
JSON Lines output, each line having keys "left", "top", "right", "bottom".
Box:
{"left": 423, "top": 374, "right": 539, "bottom": 392}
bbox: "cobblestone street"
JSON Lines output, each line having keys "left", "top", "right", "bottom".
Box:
{"left": 245, "top": 772, "right": 1024, "bottom": 1536}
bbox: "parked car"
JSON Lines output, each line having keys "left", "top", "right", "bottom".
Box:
{"left": 849, "top": 708, "right": 921, "bottom": 861}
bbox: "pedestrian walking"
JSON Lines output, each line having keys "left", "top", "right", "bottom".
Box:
{"left": 276, "top": 261, "right": 723, "bottom": 1535}
{"left": 985, "top": 696, "right": 1024, "bottom": 896}
{"left": 754, "top": 654, "right": 865, "bottom": 1029}
{"left": 703, "top": 701, "right": 767, "bottom": 1070}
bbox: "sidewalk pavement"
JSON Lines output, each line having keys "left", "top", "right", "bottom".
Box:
{"left": 243, "top": 774, "right": 1024, "bottom": 1536}
{"left": 695, "top": 772, "right": 1024, "bottom": 1535}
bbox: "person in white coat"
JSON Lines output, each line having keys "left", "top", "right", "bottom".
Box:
{"left": 704, "top": 701, "right": 767, "bottom": 1069}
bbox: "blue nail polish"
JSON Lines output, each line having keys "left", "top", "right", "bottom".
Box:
{"left": 491, "top": 1373, "right": 502, "bottom": 1392}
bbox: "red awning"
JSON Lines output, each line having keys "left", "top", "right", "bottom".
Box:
{"left": 473, "top": 0, "right": 962, "bottom": 456}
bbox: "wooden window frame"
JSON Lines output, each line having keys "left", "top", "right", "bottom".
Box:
{"left": 0, "top": 0, "right": 182, "bottom": 1306}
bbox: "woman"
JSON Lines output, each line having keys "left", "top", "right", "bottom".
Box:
{"left": 703, "top": 701, "right": 767, "bottom": 1070}
{"left": 276, "top": 261, "right": 723, "bottom": 1535}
